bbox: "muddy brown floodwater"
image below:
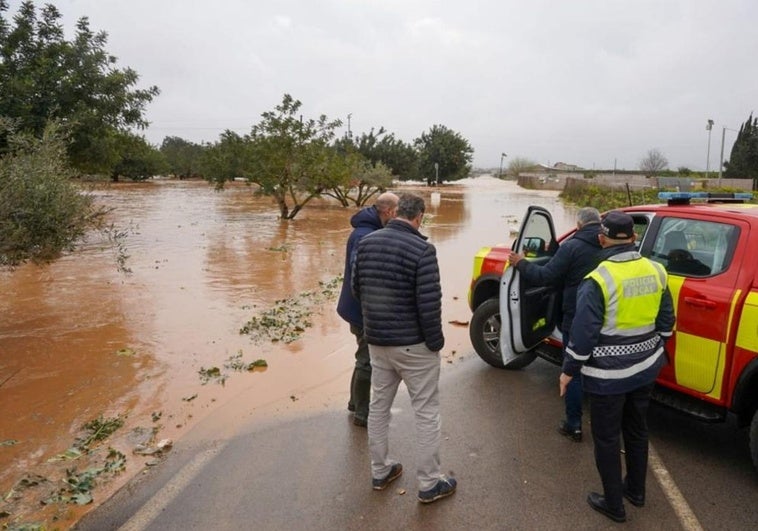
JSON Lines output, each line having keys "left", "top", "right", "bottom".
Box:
{"left": 0, "top": 176, "right": 576, "bottom": 527}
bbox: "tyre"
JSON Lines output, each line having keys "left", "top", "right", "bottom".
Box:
{"left": 751, "top": 408, "right": 758, "bottom": 474}
{"left": 469, "top": 298, "right": 537, "bottom": 370}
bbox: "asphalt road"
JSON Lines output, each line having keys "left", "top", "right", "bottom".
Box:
{"left": 75, "top": 355, "right": 758, "bottom": 531}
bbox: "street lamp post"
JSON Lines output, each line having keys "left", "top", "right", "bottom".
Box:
{"left": 706, "top": 119, "right": 714, "bottom": 179}
{"left": 499, "top": 152, "right": 507, "bottom": 179}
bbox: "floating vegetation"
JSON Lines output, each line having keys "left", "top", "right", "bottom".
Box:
{"left": 76, "top": 415, "right": 125, "bottom": 450}
{"left": 198, "top": 366, "right": 226, "bottom": 386}
{"left": 115, "top": 347, "right": 137, "bottom": 357}
{"left": 1, "top": 439, "right": 18, "bottom": 446}
{"left": 240, "top": 277, "right": 341, "bottom": 343}
{"left": 43, "top": 448, "right": 125, "bottom": 506}
{"left": 266, "top": 244, "right": 290, "bottom": 252}
{"left": 224, "top": 351, "right": 268, "bottom": 372}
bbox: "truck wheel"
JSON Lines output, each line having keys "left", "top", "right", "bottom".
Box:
{"left": 469, "top": 298, "right": 536, "bottom": 370}
{"left": 751, "top": 409, "right": 758, "bottom": 473}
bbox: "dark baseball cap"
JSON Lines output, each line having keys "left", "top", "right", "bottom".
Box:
{"left": 601, "top": 210, "right": 634, "bottom": 239}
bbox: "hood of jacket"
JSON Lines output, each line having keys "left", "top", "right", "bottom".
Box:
{"left": 350, "top": 206, "right": 383, "bottom": 232}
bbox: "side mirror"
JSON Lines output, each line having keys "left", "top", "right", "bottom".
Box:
{"left": 522, "top": 237, "right": 547, "bottom": 257}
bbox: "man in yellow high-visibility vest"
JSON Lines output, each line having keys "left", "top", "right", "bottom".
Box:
{"left": 560, "top": 210, "right": 675, "bottom": 523}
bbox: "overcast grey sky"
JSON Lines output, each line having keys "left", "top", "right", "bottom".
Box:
{"left": 7, "top": 0, "right": 757, "bottom": 171}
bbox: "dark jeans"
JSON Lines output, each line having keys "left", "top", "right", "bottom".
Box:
{"left": 562, "top": 331, "right": 582, "bottom": 429}
{"left": 588, "top": 383, "right": 654, "bottom": 511}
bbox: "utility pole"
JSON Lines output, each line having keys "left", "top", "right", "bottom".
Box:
{"left": 706, "top": 119, "right": 714, "bottom": 179}
{"left": 499, "top": 152, "right": 507, "bottom": 179}
{"left": 347, "top": 113, "right": 352, "bottom": 139}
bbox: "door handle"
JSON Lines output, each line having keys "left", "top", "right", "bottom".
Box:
{"left": 683, "top": 296, "right": 717, "bottom": 309}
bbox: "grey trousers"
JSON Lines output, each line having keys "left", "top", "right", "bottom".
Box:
{"left": 368, "top": 342, "right": 442, "bottom": 491}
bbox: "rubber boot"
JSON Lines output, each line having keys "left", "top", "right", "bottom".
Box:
{"left": 352, "top": 372, "right": 371, "bottom": 426}
{"left": 347, "top": 370, "right": 357, "bottom": 412}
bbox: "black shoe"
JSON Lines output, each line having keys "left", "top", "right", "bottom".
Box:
{"left": 623, "top": 488, "right": 645, "bottom": 507}
{"left": 347, "top": 402, "right": 356, "bottom": 412}
{"left": 418, "top": 477, "right": 457, "bottom": 504}
{"left": 372, "top": 463, "right": 403, "bottom": 490}
{"left": 587, "top": 492, "right": 626, "bottom": 523}
{"left": 558, "top": 420, "right": 582, "bottom": 442}
{"left": 353, "top": 415, "right": 367, "bottom": 427}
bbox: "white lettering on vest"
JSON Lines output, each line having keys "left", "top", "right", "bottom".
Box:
{"left": 622, "top": 275, "right": 658, "bottom": 297}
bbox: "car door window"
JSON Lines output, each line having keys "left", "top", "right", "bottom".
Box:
{"left": 647, "top": 218, "right": 739, "bottom": 277}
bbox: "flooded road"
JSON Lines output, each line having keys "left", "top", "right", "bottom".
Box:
{"left": 0, "top": 176, "right": 575, "bottom": 526}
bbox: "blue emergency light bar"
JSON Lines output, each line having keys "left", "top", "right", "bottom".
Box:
{"left": 658, "top": 191, "right": 753, "bottom": 205}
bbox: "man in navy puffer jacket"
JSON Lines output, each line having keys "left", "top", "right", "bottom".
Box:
{"left": 352, "top": 193, "right": 456, "bottom": 504}
{"left": 336, "top": 192, "right": 398, "bottom": 427}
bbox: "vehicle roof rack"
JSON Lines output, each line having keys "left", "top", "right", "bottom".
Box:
{"left": 658, "top": 191, "right": 754, "bottom": 206}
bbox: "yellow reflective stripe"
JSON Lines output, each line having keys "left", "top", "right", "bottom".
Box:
{"left": 471, "top": 247, "right": 492, "bottom": 279}
{"left": 707, "top": 288, "right": 741, "bottom": 400}
{"left": 589, "top": 257, "right": 664, "bottom": 336}
{"left": 468, "top": 247, "right": 492, "bottom": 306}
{"left": 735, "top": 291, "right": 758, "bottom": 352}
{"left": 674, "top": 331, "right": 721, "bottom": 393}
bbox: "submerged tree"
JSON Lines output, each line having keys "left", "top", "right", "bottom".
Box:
{"left": 160, "top": 136, "right": 206, "bottom": 178}
{"left": 342, "top": 127, "right": 419, "bottom": 181}
{"left": 0, "top": 1, "right": 159, "bottom": 174}
{"left": 204, "top": 94, "right": 343, "bottom": 219}
{"left": 414, "top": 125, "right": 473, "bottom": 184}
{"left": 0, "top": 121, "right": 100, "bottom": 266}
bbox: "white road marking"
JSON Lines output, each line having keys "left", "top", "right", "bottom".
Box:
{"left": 118, "top": 444, "right": 225, "bottom": 531}
{"left": 649, "top": 443, "right": 704, "bottom": 531}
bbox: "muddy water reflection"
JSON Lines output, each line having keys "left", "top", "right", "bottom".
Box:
{"left": 0, "top": 177, "right": 574, "bottom": 524}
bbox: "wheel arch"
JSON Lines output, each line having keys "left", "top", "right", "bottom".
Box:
{"left": 470, "top": 274, "right": 501, "bottom": 312}
{"left": 732, "top": 358, "right": 758, "bottom": 427}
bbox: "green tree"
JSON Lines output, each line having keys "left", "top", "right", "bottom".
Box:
{"left": 677, "top": 166, "right": 692, "bottom": 176}
{"left": 0, "top": 1, "right": 159, "bottom": 174}
{"left": 340, "top": 127, "right": 419, "bottom": 181}
{"left": 724, "top": 112, "right": 758, "bottom": 182}
{"left": 160, "top": 136, "right": 205, "bottom": 178}
{"left": 321, "top": 150, "right": 393, "bottom": 207}
{"left": 414, "top": 125, "right": 473, "bottom": 184}
{"left": 111, "top": 133, "right": 167, "bottom": 181}
{"left": 0, "top": 120, "right": 100, "bottom": 266}
{"left": 204, "top": 94, "right": 343, "bottom": 219}
{"left": 200, "top": 130, "right": 247, "bottom": 182}
{"left": 639, "top": 148, "right": 668, "bottom": 176}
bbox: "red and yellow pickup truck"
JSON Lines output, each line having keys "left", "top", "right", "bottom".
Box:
{"left": 467, "top": 192, "right": 758, "bottom": 472}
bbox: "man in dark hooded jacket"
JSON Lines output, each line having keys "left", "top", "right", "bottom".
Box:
{"left": 336, "top": 192, "right": 398, "bottom": 427}
{"left": 507, "top": 207, "right": 603, "bottom": 442}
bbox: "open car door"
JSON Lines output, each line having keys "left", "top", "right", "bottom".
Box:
{"left": 498, "top": 206, "right": 560, "bottom": 368}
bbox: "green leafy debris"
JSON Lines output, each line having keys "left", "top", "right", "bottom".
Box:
{"left": 239, "top": 277, "right": 340, "bottom": 344}
{"left": 47, "top": 447, "right": 83, "bottom": 462}
{"left": 248, "top": 359, "right": 268, "bottom": 370}
{"left": 0, "top": 439, "right": 19, "bottom": 446}
{"left": 224, "top": 351, "right": 268, "bottom": 372}
{"left": 43, "top": 448, "right": 124, "bottom": 506}
{"left": 198, "top": 366, "right": 226, "bottom": 385}
{"left": 76, "top": 415, "right": 125, "bottom": 450}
